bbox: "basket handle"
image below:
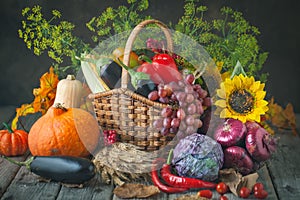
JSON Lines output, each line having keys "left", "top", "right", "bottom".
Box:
{"left": 121, "top": 19, "right": 173, "bottom": 88}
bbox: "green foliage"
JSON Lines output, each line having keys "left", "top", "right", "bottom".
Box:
{"left": 86, "top": 0, "right": 151, "bottom": 43}
{"left": 175, "top": 1, "right": 268, "bottom": 82}
{"left": 18, "top": 0, "right": 268, "bottom": 81}
{"left": 18, "top": 5, "right": 90, "bottom": 77}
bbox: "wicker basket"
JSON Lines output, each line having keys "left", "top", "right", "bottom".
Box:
{"left": 89, "top": 19, "right": 177, "bottom": 151}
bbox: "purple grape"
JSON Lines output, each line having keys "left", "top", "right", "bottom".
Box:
{"left": 186, "top": 93, "right": 195, "bottom": 103}
{"left": 177, "top": 108, "right": 186, "bottom": 120}
{"left": 185, "top": 115, "right": 195, "bottom": 126}
{"left": 187, "top": 103, "right": 196, "bottom": 115}
{"left": 171, "top": 118, "right": 181, "bottom": 128}
{"left": 163, "top": 117, "right": 172, "bottom": 128}
{"left": 193, "top": 84, "right": 201, "bottom": 91}
{"left": 194, "top": 118, "right": 203, "bottom": 129}
{"left": 160, "top": 127, "right": 170, "bottom": 136}
{"left": 170, "top": 93, "right": 177, "bottom": 101}
{"left": 185, "top": 85, "right": 194, "bottom": 94}
{"left": 203, "top": 97, "right": 212, "bottom": 107}
{"left": 198, "top": 88, "right": 208, "bottom": 98}
{"left": 185, "top": 74, "right": 195, "bottom": 85}
{"left": 196, "top": 102, "right": 204, "bottom": 115}
{"left": 161, "top": 107, "right": 173, "bottom": 118}
{"left": 148, "top": 90, "right": 159, "bottom": 101}
{"left": 176, "top": 92, "right": 186, "bottom": 102}
{"left": 170, "top": 127, "right": 179, "bottom": 134}
{"left": 159, "top": 97, "right": 169, "bottom": 104}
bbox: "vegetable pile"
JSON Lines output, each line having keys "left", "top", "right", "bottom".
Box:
{"left": 214, "top": 118, "right": 277, "bottom": 175}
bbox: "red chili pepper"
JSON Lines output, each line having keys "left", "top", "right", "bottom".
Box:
{"left": 137, "top": 54, "right": 182, "bottom": 84}
{"left": 151, "top": 158, "right": 189, "bottom": 194}
{"left": 160, "top": 149, "right": 217, "bottom": 189}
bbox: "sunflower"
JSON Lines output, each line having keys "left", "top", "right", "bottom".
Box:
{"left": 215, "top": 74, "right": 269, "bottom": 123}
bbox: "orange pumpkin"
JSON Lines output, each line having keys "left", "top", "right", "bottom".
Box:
{"left": 0, "top": 123, "right": 28, "bottom": 156}
{"left": 28, "top": 104, "right": 100, "bottom": 157}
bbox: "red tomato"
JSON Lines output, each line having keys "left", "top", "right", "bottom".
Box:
{"left": 239, "top": 187, "right": 251, "bottom": 198}
{"left": 253, "top": 182, "right": 264, "bottom": 192}
{"left": 254, "top": 190, "right": 268, "bottom": 199}
{"left": 197, "top": 190, "right": 213, "bottom": 199}
{"left": 220, "top": 195, "right": 228, "bottom": 200}
{"left": 216, "top": 182, "right": 229, "bottom": 195}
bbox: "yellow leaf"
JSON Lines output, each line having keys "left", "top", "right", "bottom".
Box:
{"left": 11, "top": 103, "right": 35, "bottom": 130}
{"left": 39, "top": 66, "right": 59, "bottom": 91}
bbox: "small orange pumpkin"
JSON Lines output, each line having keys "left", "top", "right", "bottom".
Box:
{"left": 0, "top": 123, "right": 28, "bottom": 156}
{"left": 28, "top": 104, "right": 100, "bottom": 157}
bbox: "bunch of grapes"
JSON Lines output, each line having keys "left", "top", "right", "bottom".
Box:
{"left": 148, "top": 74, "right": 211, "bottom": 139}
{"left": 103, "top": 130, "right": 117, "bottom": 145}
{"left": 146, "top": 38, "right": 165, "bottom": 53}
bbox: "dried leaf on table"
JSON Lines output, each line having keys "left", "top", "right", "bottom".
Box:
{"left": 113, "top": 183, "right": 160, "bottom": 199}
{"left": 175, "top": 194, "right": 209, "bottom": 200}
{"left": 266, "top": 97, "right": 298, "bottom": 135}
{"left": 219, "top": 168, "right": 259, "bottom": 197}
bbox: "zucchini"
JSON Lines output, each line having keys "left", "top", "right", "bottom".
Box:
{"left": 1, "top": 155, "right": 95, "bottom": 184}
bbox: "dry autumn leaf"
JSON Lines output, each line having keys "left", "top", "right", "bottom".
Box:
{"left": 113, "top": 183, "right": 160, "bottom": 199}
{"left": 32, "top": 67, "right": 59, "bottom": 114}
{"left": 10, "top": 67, "right": 59, "bottom": 130}
{"left": 266, "top": 97, "right": 298, "bottom": 135}
{"left": 219, "top": 168, "right": 259, "bottom": 197}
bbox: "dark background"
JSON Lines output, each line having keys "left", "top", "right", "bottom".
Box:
{"left": 1, "top": 0, "right": 299, "bottom": 113}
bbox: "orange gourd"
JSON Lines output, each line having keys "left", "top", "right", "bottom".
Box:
{"left": 0, "top": 123, "right": 28, "bottom": 156}
{"left": 28, "top": 104, "right": 100, "bottom": 157}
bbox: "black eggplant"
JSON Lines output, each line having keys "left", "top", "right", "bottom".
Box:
{"left": 1, "top": 155, "right": 95, "bottom": 184}
{"left": 100, "top": 61, "right": 135, "bottom": 90}
{"left": 100, "top": 61, "right": 122, "bottom": 89}
{"left": 135, "top": 79, "right": 157, "bottom": 98}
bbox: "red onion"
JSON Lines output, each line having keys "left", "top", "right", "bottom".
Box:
{"left": 223, "top": 146, "right": 254, "bottom": 175}
{"left": 214, "top": 118, "right": 246, "bottom": 147}
{"left": 245, "top": 122, "right": 277, "bottom": 162}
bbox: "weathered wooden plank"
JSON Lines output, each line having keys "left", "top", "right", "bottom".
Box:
{"left": 56, "top": 174, "right": 115, "bottom": 200}
{"left": 1, "top": 165, "right": 61, "bottom": 200}
{"left": 267, "top": 131, "right": 300, "bottom": 200}
{"left": 0, "top": 153, "right": 28, "bottom": 197}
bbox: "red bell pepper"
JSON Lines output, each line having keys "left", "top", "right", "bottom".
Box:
{"left": 137, "top": 54, "right": 182, "bottom": 84}
{"left": 152, "top": 53, "right": 178, "bottom": 71}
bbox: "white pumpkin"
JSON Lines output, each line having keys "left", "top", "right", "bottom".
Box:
{"left": 53, "top": 74, "right": 83, "bottom": 108}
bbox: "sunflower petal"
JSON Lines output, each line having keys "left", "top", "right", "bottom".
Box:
{"left": 220, "top": 108, "right": 230, "bottom": 118}
{"left": 256, "top": 91, "right": 266, "bottom": 100}
{"left": 256, "top": 100, "right": 268, "bottom": 108}
{"left": 233, "top": 75, "right": 242, "bottom": 89}
{"left": 237, "top": 115, "right": 247, "bottom": 123}
{"left": 215, "top": 100, "right": 227, "bottom": 108}
{"left": 250, "top": 81, "right": 261, "bottom": 92}
{"left": 217, "top": 88, "right": 226, "bottom": 99}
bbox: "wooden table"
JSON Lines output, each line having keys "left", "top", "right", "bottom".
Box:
{"left": 0, "top": 113, "right": 299, "bottom": 200}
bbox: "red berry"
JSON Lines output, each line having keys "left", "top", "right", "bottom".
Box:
{"left": 220, "top": 195, "right": 228, "bottom": 200}
{"left": 216, "top": 182, "right": 228, "bottom": 195}
{"left": 197, "top": 190, "right": 213, "bottom": 199}
{"left": 239, "top": 187, "right": 251, "bottom": 198}
{"left": 254, "top": 190, "right": 268, "bottom": 199}
{"left": 253, "top": 182, "right": 264, "bottom": 193}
